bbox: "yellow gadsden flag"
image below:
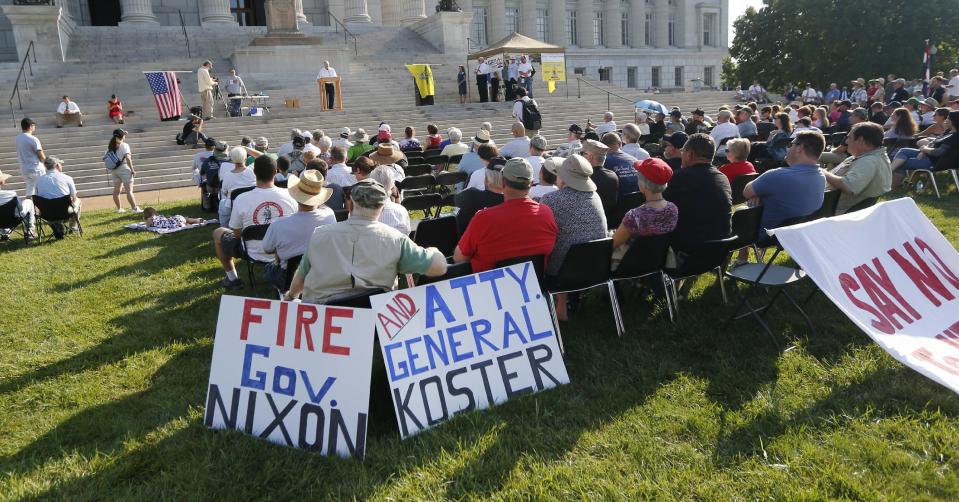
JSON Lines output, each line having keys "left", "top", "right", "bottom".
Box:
{"left": 406, "top": 64, "right": 435, "bottom": 98}
{"left": 540, "top": 53, "right": 566, "bottom": 94}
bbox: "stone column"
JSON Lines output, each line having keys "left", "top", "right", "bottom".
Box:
{"left": 576, "top": 0, "right": 593, "bottom": 48}
{"left": 719, "top": 0, "right": 729, "bottom": 49}
{"left": 519, "top": 0, "right": 536, "bottom": 38}
{"left": 488, "top": 0, "right": 506, "bottom": 42}
{"left": 200, "top": 0, "right": 237, "bottom": 26}
{"left": 629, "top": 0, "right": 645, "bottom": 47}
{"left": 0, "top": 4, "right": 66, "bottom": 62}
{"left": 119, "top": 0, "right": 159, "bottom": 26}
{"left": 399, "top": 0, "right": 426, "bottom": 26}
{"left": 368, "top": 0, "right": 383, "bottom": 24}
{"left": 653, "top": 0, "right": 669, "bottom": 47}
{"left": 674, "top": 0, "right": 686, "bottom": 48}
{"left": 549, "top": 0, "right": 565, "bottom": 45}
{"left": 344, "top": 0, "right": 371, "bottom": 23}
{"left": 605, "top": 0, "right": 622, "bottom": 48}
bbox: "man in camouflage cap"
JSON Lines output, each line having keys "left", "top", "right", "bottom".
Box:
{"left": 284, "top": 178, "right": 447, "bottom": 303}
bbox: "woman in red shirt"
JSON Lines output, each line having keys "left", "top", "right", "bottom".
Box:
{"left": 718, "top": 137, "right": 756, "bottom": 184}
{"left": 107, "top": 95, "right": 124, "bottom": 124}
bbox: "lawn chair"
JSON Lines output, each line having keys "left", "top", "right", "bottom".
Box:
{"left": 905, "top": 149, "right": 959, "bottom": 199}
{"left": 0, "top": 198, "right": 32, "bottom": 245}
{"left": 32, "top": 195, "right": 82, "bottom": 242}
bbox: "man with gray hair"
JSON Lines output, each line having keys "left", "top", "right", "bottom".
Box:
{"left": 284, "top": 178, "right": 447, "bottom": 304}
{"left": 498, "top": 122, "right": 531, "bottom": 158}
{"left": 369, "top": 165, "right": 411, "bottom": 234}
{"left": 709, "top": 109, "right": 740, "bottom": 158}
{"left": 595, "top": 111, "right": 617, "bottom": 136}
{"left": 621, "top": 124, "right": 650, "bottom": 161}
{"left": 440, "top": 127, "right": 469, "bottom": 157}
{"left": 316, "top": 61, "right": 338, "bottom": 110}
{"left": 580, "top": 139, "right": 619, "bottom": 223}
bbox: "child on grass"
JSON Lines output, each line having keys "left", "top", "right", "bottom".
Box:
{"left": 143, "top": 207, "right": 205, "bottom": 229}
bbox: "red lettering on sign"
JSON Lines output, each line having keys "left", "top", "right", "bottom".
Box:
{"left": 916, "top": 238, "right": 959, "bottom": 290}
{"left": 276, "top": 301, "right": 288, "bottom": 346}
{"left": 889, "top": 241, "right": 956, "bottom": 307}
{"left": 323, "top": 307, "right": 353, "bottom": 356}
{"left": 295, "top": 304, "right": 318, "bottom": 351}
{"left": 841, "top": 272, "right": 894, "bottom": 334}
{"left": 857, "top": 258, "right": 920, "bottom": 331}
{"left": 913, "top": 347, "right": 959, "bottom": 377}
{"left": 240, "top": 299, "right": 272, "bottom": 340}
{"left": 377, "top": 293, "right": 418, "bottom": 339}
{"left": 935, "top": 321, "right": 959, "bottom": 351}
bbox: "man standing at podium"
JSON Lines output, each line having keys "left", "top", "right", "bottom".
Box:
{"left": 317, "top": 61, "right": 337, "bottom": 110}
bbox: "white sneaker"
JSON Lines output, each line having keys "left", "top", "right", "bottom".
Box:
{"left": 116, "top": 208, "right": 126, "bottom": 213}
{"left": 132, "top": 207, "right": 143, "bottom": 213}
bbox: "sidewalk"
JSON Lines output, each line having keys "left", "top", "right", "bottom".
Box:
{"left": 82, "top": 186, "right": 197, "bottom": 210}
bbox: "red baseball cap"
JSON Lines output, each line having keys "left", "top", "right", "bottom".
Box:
{"left": 635, "top": 158, "right": 673, "bottom": 186}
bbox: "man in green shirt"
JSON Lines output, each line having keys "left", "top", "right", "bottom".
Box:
{"left": 823, "top": 122, "right": 891, "bottom": 214}
{"left": 284, "top": 179, "right": 447, "bottom": 304}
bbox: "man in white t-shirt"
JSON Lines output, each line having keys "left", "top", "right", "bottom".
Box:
{"left": 332, "top": 127, "right": 354, "bottom": 150}
{"left": 499, "top": 123, "right": 531, "bottom": 159}
{"left": 517, "top": 55, "right": 534, "bottom": 97}
{"left": 709, "top": 110, "right": 740, "bottom": 158}
{"left": 55, "top": 96, "right": 83, "bottom": 127}
{"left": 212, "top": 156, "right": 297, "bottom": 289}
{"left": 261, "top": 169, "right": 336, "bottom": 290}
{"left": 317, "top": 61, "right": 338, "bottom": 109}
{"left": 801, "top": 83, "right": 819, "bottom": 105}
{"left": 325, "top": 146, "right": 356, "bottom": 187}
{"left": 594, "top": 111, "right": 617, "bottom": 136}
{"left": 15, "top": 118, "right": 45, "bottom": 196}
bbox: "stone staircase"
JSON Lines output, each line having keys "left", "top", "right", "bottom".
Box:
{"left": 0, "top": 25, "right": 737, "bottom": 198}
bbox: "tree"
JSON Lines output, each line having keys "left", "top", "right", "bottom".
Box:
{"left": 721, "top": 56, "right": 739, "bottom": 89}
{"left": 729, "top": 0, "right": 959, "bottom": 93}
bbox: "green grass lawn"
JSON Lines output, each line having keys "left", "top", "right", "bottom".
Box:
{"left": 3, "top": 186, "right": 959, "bottom": 500}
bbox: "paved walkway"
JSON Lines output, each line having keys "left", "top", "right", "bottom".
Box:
{"left": 82, "top": 186, "right": 197, "bottom": 211}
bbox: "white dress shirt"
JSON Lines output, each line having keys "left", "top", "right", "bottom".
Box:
{"left": 379, "top": 200, "right": 411, "bottom": 235}
{"left": 594, "top": 121, "right": 617, "bottom": 136}
{"left": 197, "top": 67, "right": 215, "bottom": 92}
{"left": 57, "top": 101, "right": 80, "bottom": 114}
{"left": 326, "top": 163, "right": 356, "bottom": 187}
{"left": 317, "top": 67, "right": 338, "bottom": 79}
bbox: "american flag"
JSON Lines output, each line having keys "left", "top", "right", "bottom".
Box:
{"left": 145, "top": 71, "right": 182, "bottom": 120}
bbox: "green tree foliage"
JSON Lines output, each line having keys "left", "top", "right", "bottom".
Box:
{"left": 730, "top": 0, "right": 959, "bottom": 92}
{"left": 721, "top": 56, "right": 739, "bottom": 88}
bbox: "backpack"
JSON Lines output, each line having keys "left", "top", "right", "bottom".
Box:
{"left": 102, "top": 149, "right": 123, "bottom": 170}
{"left": 519, "top": 99, "right": 542, "bottom": 131}
{"left": 202, "top": 155, "right": 225, "bottom": 192}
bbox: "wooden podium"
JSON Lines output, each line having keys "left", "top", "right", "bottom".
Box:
{"left": 317, "top": 76, "right": 343, "bottom": 111}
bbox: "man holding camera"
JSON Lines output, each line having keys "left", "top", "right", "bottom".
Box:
{"left": 197, "top": 61, "right": 217, "bottom": 120}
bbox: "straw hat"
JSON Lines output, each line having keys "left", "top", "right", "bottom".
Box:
{"left": 287, "top": 170, "right": 333, "bottom": 207}
{"left": 369, "top": 143, "right": 404, "bottom": 164}
{"left": 0, "top": 169, "right": 10, "bottom": 183}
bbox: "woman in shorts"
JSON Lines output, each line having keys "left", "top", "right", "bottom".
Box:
{"left": 106, "top": 129, "right": 140, "bottom": 213}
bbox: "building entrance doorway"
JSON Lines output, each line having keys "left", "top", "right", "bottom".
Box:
{"left": 89, "top": 0, "right": 121, "bottom": 26}
{"left": 231, "top": 0, "right": 267, "bottom": 26}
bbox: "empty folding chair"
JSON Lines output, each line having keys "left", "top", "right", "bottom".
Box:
{"left": 436, "top": 171, "right": 469, "bottom": 190}
{"left": 404, "top": 163, "right": 432, "bottom": 177}
{"left": 608, "top": 191, "right": 645, "bottom": 230}
{"left": 544, "top": 238, "right": 620, "bottom": 352}
{"left": 495, "top": 254, "right": 547, "bottom": 293}
{"left": 397, "top": 173, "right": 436, "bottom": 197}
{"left": 334, "top": 208, "right": 348, "bottom": 222}
{"left": 730, "top": 173, "right": 760, "bottom": 206}
{"left": 32, "top": 195, "right": 82, "bottom": 242}
{"left": 443, "top": 154, "right": 464, "bottom": 171}
{"left": 664, "top": 235, "right": 740, "bottom": 313}
{"left": 240, "top": 223, "right": 271, "bottom": 287}
{"left": 401, "top": 193, "right": 443, "bottom": 218}
{"left": 413, "top": 215, "right": 459, "bottom": 257}
{"left": 608, "top": 233, "right": 674, "bottom": 327}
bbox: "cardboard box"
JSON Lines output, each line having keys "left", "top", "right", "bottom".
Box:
{"left": 284, "top": 98, "right": 300, "bottom": 108}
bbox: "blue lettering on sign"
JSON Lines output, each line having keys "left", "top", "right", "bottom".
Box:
{"left": 425, "top": 285, "right": 455, "bottom": 328}
{"left": 501, "top": 310, "right": 528, "bottom": 348}
{"left": 241, "top": 344, "right": 270, "bottom": 390}
{"left": 406, "top": 336, "right": 429, "bottom": 376}
{"left": 272, "top": 365, "right": 297, "bottom": 396}
{"left": 478, "top": 269, "right": 506, "bottom": 310}
{"left": 471, "top": 318, "right": 497, "bottom": 356}
{"left": 300, "top": 371, "right": 336, "bottom": 404}
{"left": 505, "top": 263, "right": 533, "bottom": 303}
{"left": 424, "top": 330, "right": 449, "bottom": 368}
{"left": 523, "top": 304, "right": 553, "bottom": 341}
{"left": 384, "top": 341, "right": 408, "bottom": 380}
{"left": 449, "top": 276, "right": 478, "bottom": 316}
{"left": 447, "top": 324, "right": 473, "bottom": 362}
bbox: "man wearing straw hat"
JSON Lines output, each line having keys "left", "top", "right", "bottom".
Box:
{"left": 283, "top": 179, "right": 447, "bottom": 304}
{"left": 261, "top": 169, "right": 337, "bottom": 291}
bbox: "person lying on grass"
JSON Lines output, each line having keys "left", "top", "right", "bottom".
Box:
{"left": 143, "top": 207, "right": 205, "bottom": 229}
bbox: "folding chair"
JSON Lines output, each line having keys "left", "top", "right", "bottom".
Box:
{"left": 609, "top": 233, "right": 674, "bottom": 326}
{"left": 325, "top": 288, "right": 391, "bottom": 309}
{"left": 905, "top": 151, "right": 959, "bottom": 199}
{"left": 723, "top": 216, "right": 816, "bottom": 348}
{"left": 230, "top": 186, "right": 255, "bottom": 201}
{"left": 728, "top": 205, "right": 764, "bottom": 259}
{"left": 608, "top": 191, "right": 645, "bottom": 230}
{"left": 404, "top": 163, "right": 432, "bottom": 177}
{"left": 810, "top": 189, "right": 842, "bottom": 219}
{"left": 401, "top": 193, "right": 442, "bottom": 218}
{"left": 397, "top": 174, "right": 436, "bottom": 197}
{"left": 412, "top": 215, "right": 459, "bottom": 257}
{"left": 436, "top": 171, "right": 469, "bottom": 190}
{"left": 730, "top": 173, "right": 760, "bottom": 206}
{"left": 757, "top": 122, "right": 776, "bottom": 141}
{"left": 846, "top": 196, "right": 879, "bottom": 213}
{"left": 0, "top": 198, "right": 32, "bottom": 245}
{"left": 32, "top": 195, "right": 82, "bottom": 242}
{"left": 417, "top": 262, "right": 473, "bottom": 286}
{"left": 333, "top": 209, "right": 348, "bottom": 222}
{"left": 544, "top": 239, "right": 620, "bottom": 352}
{"left": 240, "top": 224, "right": 271, "bottom": 288}
{"left": 274, "top": 255, "right": 302, "bottom": 298}
{"left": 496, "top": 254, "right": 547, "bottom": 294}
{"left": 664, "top": 235, "right": 739, "bottom": 314}
{"left": 442, "top": 154, "right": 464, "bottom": 171}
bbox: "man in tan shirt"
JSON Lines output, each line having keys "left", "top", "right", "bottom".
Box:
{"left": 197, "top": 61, "right": 216, "bottom": 120}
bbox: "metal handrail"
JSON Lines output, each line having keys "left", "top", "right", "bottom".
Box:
{"left": 329, "top": 13, "right": 358, "bottom": 55}
{"left": 9, "top": 40, "right": 37, "bottom": 128}
{"left": 574, "top": 76, "right": 636, "bottom": 111}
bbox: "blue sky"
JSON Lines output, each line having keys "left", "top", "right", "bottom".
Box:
{"left": 729, "top": 0, "right": 765, "bottom": 43}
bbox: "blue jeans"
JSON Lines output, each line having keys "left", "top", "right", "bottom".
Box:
{"left": 523, "top": 76, "right": 533, "bottom": 97}
{"left": 263, "top": 261, "right": 287, "bottom": 291}
{"left": 228, "top": 94, "right": 241, "bottom": 117}
{"left": 894, "top": 148, "right": 933, "bottom": 171}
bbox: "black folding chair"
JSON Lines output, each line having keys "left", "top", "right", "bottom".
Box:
{"left": 333, "top": 209, "right": 348, "bottom": 222}
{"left": 905, "top": 149, "right": 959, "bottom": 199}
{"left": 608, "top": 191, "right": 645, "bottom": 230}
{"left": 728, "top": 205, "right": 764, "bottom": 258}
{"left": 401, "top": 193, "right": 442, "bottom": 218}
{"left": 545, "top": 239, "right": 620, "bottom": 352}
{"left": 442, "top": 154, "right": 464, "bottom": 171}
{"left": 495, "top": 254, "right": 547, "bottom": 294}
{"left": 809, "top": 189, "right": 842, "bottom": 220}
{"left": 325, "top": 288, "right": 391, "bottom": 308}
{"left": 730, "top": 173, "right": 760, "bottom": 205}
{"left": 609, "top": 233, "right": 673, "bottom": 325}
{"left": 413, "top": 215, "right": 459, "bottom": 257}
{"left": 32, "top": 195, "right": 81, "bottom": 242}
{"left": 230, "top": 185, "right": 255, "bottom": 201}
{"left": 436, "top": 171, "right": 469, "bottom": 189}
{"left": 664, "top": 235, "right": 740, "bottom": 314}
{"left": 0, "top": 198, "right": 32, "bottom": 245}
{"left": 757, "top": 122, "right": 776, "bottom": 141}
{"left": 417, "top": 262, "right": 473, "bottom": 286}
{"left": 240, "top": 224, "right": 271, "bottom": 288}
{"left": 846, "top": 196, "right": 879, "bottom": 213}
{"left": 828, "top": 132, "right": 847, "bottom": 148}
{"left": 274, "top": 255, "right": 302, "bottom": 298}
{"left": 397, "top": 174, "right": 436, "bottom": 196}
{"left": 404, "top": 163, "right": 432, "bottom": 177}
